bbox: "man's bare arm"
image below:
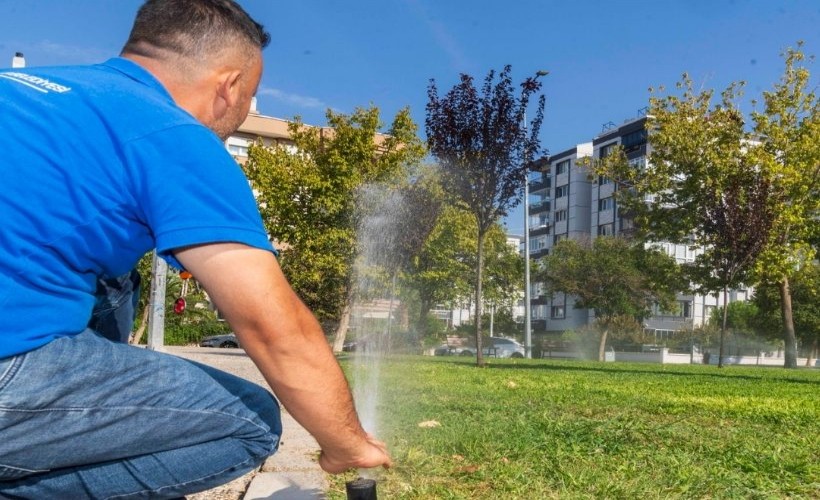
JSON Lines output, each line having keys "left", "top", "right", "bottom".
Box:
{"left": 174, "top": 243, "right": 391, "bottom": 473}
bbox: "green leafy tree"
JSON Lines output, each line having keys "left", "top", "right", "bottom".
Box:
{"left": 481, "top": 224, "right": 525, "bottom": 314}
{"left": 752, "top": 261, "right": 820, "bottom": 365}
{"left": 709, "top": 301, "right": 761, "bottom": 334}
{"left": 426, "top": 65, "right": 545, "bottom": 366}
{"left": 243, "top": 106, "right": 425, "bottom": 350}
{"left": 404, "top": 203, "right": 475, "bottom": 337}
{"left": 750, "top": 44, "right": 820, "bottom": 367}
{"left": 593, "top": 44, "right": 818, "bottom": 368}
{"left": 348, "top": 167, "right": 443, "bottom": 349}
{"left": 595, "top": 75, "right": 775, "bottom": 367}
{"left": 539, "top": 237, "right": 685, "bottom": 361}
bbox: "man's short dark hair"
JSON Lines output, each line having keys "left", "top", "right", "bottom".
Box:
{"left": 122, "top": 0, "right": 270, "bottom": 61}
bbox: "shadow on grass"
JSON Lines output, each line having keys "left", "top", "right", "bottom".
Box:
{"left": 435, "top": 357, "right": 820, "bottom": 386}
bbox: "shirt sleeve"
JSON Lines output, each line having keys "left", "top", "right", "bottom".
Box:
{"left": 123, "top": 124, "right": 275, "bottom": 269}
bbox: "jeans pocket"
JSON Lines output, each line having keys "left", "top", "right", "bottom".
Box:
{"left": 0, "top": 355, "right": 24, "bottom": 393}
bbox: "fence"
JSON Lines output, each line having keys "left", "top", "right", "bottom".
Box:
{"left": 542, "top": 347, "right": 818, "bottom": 367}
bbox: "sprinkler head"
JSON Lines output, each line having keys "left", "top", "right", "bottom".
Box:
{"left": 345, "top": 477, "right": 377, "bottom": 500}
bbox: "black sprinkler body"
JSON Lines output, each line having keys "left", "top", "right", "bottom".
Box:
{"left": 345, "top": 477, "right": 377, "bottom": 500}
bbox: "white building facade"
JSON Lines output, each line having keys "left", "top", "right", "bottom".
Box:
{"left": 530, "top": 116, "right": 751, "bottom": 340}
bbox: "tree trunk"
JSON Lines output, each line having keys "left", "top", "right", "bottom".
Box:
{"left": 806, "top": 335, "right": 817, "bottom": 368}
{"left": 598, "top": 327, "right": 609, "bottom": 362}
{"left": 332, "top": 288, "right": 355, "bottom": 353}
{"left": 417, "top": 297, "right": 433, "bottom": 337}
{"left": 129, "top": 305, "right": 151, "bottom": 345}
{"left": 718, "top": 286, "right": 729, "bottom": 368}
{"left": 474, "top": 229, "right": 486, "bottom": 367}
{"left": 779, "top": 277, "right": 798, "bottom": 368}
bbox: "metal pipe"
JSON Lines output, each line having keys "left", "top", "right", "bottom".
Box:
{"left": 346, "top": 477, "right": 377, "bottom": 500}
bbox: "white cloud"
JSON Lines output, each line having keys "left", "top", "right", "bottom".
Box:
{"left": 34, "top": 40, "right": 109, "bottom": 64}
{"left": 257, "top": 86, "right": 326, "bottom": 110}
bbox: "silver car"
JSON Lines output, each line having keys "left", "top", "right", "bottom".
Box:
{"left": 199, "top": 333, "right": 240, "bottom": 348}
{"left": 442, "top": 337, "right": 526, "bottom": 358}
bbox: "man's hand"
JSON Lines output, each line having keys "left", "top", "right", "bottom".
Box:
{"left": 319, "top": 434, "right": 393, "bottom": 474}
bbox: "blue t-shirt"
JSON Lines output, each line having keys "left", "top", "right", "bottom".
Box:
{"left": 0, "top": 58, "right": 274, "bottom": 357}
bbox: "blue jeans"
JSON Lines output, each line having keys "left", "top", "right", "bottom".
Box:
{"left": 0, "top": 329, "right": 281, "bottom": 499}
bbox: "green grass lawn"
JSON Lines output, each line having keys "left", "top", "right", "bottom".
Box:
{"left": 333, "top": 356, "right": 820, "bottom": 499}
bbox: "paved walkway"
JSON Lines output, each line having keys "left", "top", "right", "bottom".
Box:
{"left": 165, "top": 346, "right": 327, "bottom": 500}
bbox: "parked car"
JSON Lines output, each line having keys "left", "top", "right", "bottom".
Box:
{"left": 199, "top": 333, "right": 240, "bottom": 348}
{"left": 433, "top": 344, "right": 471, "bottom": 356}
{"left": 435, "top": 337, "right": 526, "bottom": 358}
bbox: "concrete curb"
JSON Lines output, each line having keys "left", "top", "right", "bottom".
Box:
{"left": 164, "top": 347, "right": 327, "bottom": 499}
{"left": 243, "top": 412, "right": 327, "bottom": 499}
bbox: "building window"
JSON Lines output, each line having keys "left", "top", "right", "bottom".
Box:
{"left": 555, "top": 209, "right": 567, "bottom": 222}
{"left": 622, "top": 130, "right": 647, "bottom": 153}
{"left": 653, "top": 329, "right": 676, "bottom": 341}
{"left": 597, "top": 223, "right": 614, "bottom": 236}
{"left": 531, "top": 213, "right": 550, "bottom": 228}
{"left": 555, "top": 159, "right": 570, "bottom": 175}
{"left": 704, "top": 305, "right": 716, "bottom": 322}
{"left": 598, "top": 197, "right": 614, "bottom": 211}
{"left": 598, "top": 175, "right": 611, "bottom": 185}
{"left": 679, "top": 300, "right": 692, "bottom": 318}
{"left": 551, "top": 305, "right": 565, "bottom": 319}
{"left": 530, "top": 236, "right": 548, "bottom": 252}
{"left": 555, "top": 185, "right": 569, "bottom": 198}
{"left": 599, "top": 142, "right": 618, "bottom": 158}
{"left": 620, "top": 217, "right": 635, "bottom": 232}
{"left": 227, "top": 144, "right": 248, "bottom": 157}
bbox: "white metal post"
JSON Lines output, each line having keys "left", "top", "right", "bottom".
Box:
{"left": 147, "top": 251, "right": 168, "bottom": 350}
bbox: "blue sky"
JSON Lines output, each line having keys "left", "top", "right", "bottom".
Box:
{"left": 2, "top": 0, "right": 818, "bottom": 232}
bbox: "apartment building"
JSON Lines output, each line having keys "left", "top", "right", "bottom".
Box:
{"left": 529, "top": 115, "right": 750, "bottom": 340}
{"left": 225, "top": 98, "right": 301, "bottom": 160}
{"left": 528, "top": 143, "right": 594, "bottom": 333}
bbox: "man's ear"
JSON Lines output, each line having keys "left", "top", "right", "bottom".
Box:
{"left": 215, "top": 69, "right": 242, "bottom": 112}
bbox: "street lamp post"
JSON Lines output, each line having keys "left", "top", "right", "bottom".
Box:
{"left": 524, "top": 163, "right": 532, "bottom": 358}
{"left": 523, "top": 69, "right": 548, "bottom": 359}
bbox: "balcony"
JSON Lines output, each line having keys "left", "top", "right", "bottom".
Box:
{"left": 531, "top": 247, "right": 550, "bottom": 259}
{"left": 529, "top": 200, "right": 551, "bottom": 214}
{"left": 529, "top": 175, "right": 551, "bottom": 193}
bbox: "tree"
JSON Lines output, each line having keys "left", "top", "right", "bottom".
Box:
{"left": 752, "top": 261, "right": 820, "bottom": 366}
{"left": 479, "top": 223, "right": 525, "bottom": 321}
{"left": 404, "top": 204, "right": 475, "bottom": 336}
{"left": 593, "top": 44, "right": 818, "bottom": 368}
{"left": 539, "top": 237, "right": 685, "bottom": 361}
{"left": 595, "top": 76, "right": 776, "bottom": 367}
{"left": 750, "top": 43, "right": 820, "bottom": 368}
{"left": 426, "top": 65, "right": 545, "bottom": 366}
{"left": 349, "top": 167, "right": 443, "bottom": 349}
{"left": 243, "top": 106, "right": 425, "bottom": 349}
